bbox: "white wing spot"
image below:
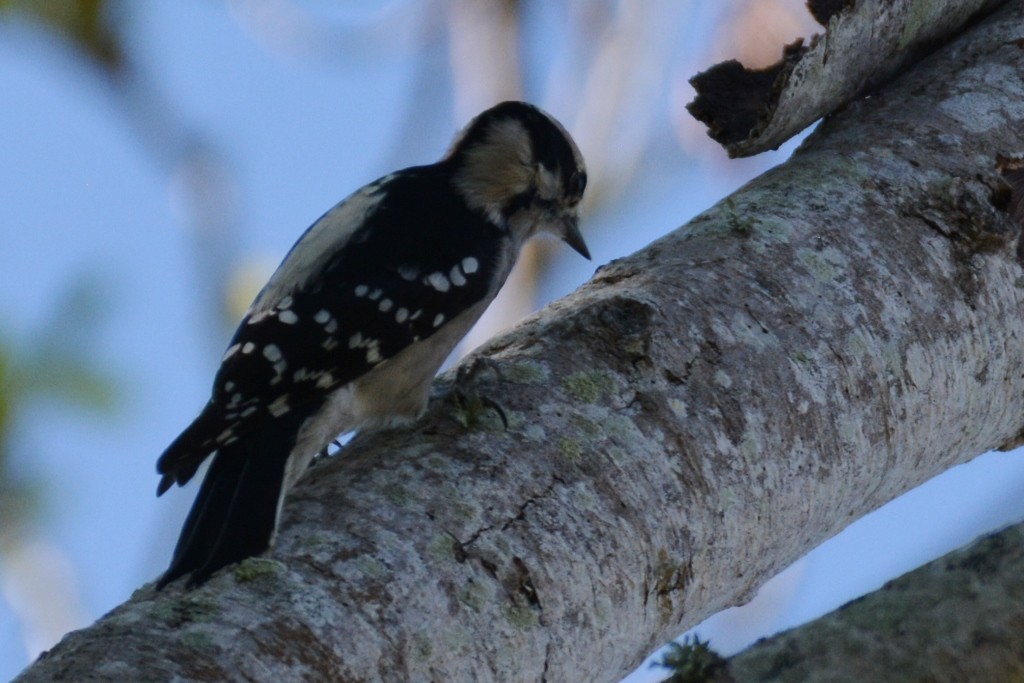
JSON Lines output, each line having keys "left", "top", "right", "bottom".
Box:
{"left": 224, "top": 381, "right": 235, "bottom": 392}
{"left": 398, "top": 264, "right": 419, "bottom": 281}
{"left": 316, "top": 372, "right": 334, "bottom": 389}
{"left": 263, "top": 344, "right": 283, "bottom": 362}
{"left": 278, "top": 296, "right": 294, "bottom": 310}
{"left": 248, "top": 310, "right": 269, "bottom": 324}
{"left": 433, "top": 313, "right": 445, "bottom": 328}
{"left": 426, "top": 272, "right": 450, "bottom": 292}
{"left": 410, "top": 309, "right": 422, "bottom": 321}
{"left": 242, "top": 342, "right": 255, "bottom": 354}
{"left": 314, "top": 309, "right": 330, "bottom": 324}
{"left": 449, "top": 265, "right": 467, "bottom": 287}
{"left": 278, "top": 310, "right": 299, "bottom": 325}
{"left": 217, "top": 427, "right": 235, "bottom": 443}
{"left": 366, "top": 346, "right": 383, "bottom": 364}
{"left": 322, "top": 337, "right": 339, "bottom": 351}
{"left": 222, "top": 343, "right": 241, "bottom": 361}
{"left": 369, "top": 288, "right": 383, "bottom": 300}
{"left": 355, "top": 285, "right": 369, "bottom": 297}
{"left": 395, "top": 308, "right": 409, "bottom": 323}
{"left": 325, "top": 318, "right": 338, "bottom": 333}
{"left": 462, "top": 256, "right": 479, "bottom": 274}
{"left": 348, "top": 332, "right": 363, "bottom": 349}
{"left": 268, "top": 395, "right": 290, "bottom": 417}
{"left": 379, "top": 298, "right": 393, "bottom": 312}
{"left": 241, "top": 406, "right": 258, "bottom": 418}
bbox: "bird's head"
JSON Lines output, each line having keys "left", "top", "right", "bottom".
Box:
{"left": 446, "top": 101, "right": 590, "bottom": 259}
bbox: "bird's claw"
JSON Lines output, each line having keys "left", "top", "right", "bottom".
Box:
{"left": 448, "top": 387, "right": 509, "bottom": 430}
{"left": 456, "top": 356, "right": 504, "bottom": 385}
{"left": 443, "top": 357, "right": 509, "bottom": 430}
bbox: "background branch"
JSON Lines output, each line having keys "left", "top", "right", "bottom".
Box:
{"left": 695, "top": 520, "right": 1024, "bottom": 682}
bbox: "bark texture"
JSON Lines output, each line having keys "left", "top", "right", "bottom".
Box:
{"left": 688, "top": 0, "right": 1006, "bottom": 156}
{"left": 17, "top": 3, "right": 1024, "bottom": 682}
{"left": 712, "top": 521, "right": 1024, "bottom": 682}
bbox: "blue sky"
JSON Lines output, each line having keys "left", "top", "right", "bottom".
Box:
{"left": 3, "top": 3, "right": 1024, "bottom": 681}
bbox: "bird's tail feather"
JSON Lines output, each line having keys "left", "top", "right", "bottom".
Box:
{"left": 156, "top": 403, "right": 222, "bottom": 496}
{"left": 156, "top": 413, "right": 304, "bottom": 588}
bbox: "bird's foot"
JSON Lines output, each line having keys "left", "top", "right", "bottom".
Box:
{"left": 445, "top": 357, "right": 508, "bottom": 430}
{"left": 448, "top": 388, "right": 509, "bottom": 430}
{"left": 456, "top": 355, "right": 504, "bottom": 386}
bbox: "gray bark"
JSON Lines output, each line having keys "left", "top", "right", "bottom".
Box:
{"left": 17, "top": 2, "right": 1024, "bottom": 682}
{"left": 710, "top": 520, "right": 1024, "bottom": 682}
{"left": 688, "top": 0, "right": 1007, "bottom": 157}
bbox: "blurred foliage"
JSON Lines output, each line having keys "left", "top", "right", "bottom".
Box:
{"left": 0, "top": 277, "right": 116, "bottom": 548}
{"left": 0, "top": 0, "right": 123, "bottom": 72}
{"left": 655, "top": 636, "right": 728, "bottom": 683}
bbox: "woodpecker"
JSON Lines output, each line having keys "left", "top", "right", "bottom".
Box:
{"left": 155, "top": 101, "right": 589, "bottom": 588}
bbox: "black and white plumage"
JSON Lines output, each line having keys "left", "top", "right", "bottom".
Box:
{"left": 155, "top": 101, "right": 589, "bottom": 588}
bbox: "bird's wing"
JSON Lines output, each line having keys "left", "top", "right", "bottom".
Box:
{"left": 157, "top": 169, "right": 503, "bottom": 489}
{"left": 247, "top": 175, "right": 394, "bottom": 319}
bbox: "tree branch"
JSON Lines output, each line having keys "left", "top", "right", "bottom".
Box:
{"left": 17, "top": 3, "right": 1024, "bottom": 682}
{"left": 703, "top": 520, "right": 1024, "bottom": 681}
{"left": 688, "top": 0, "right": 1007, "bottom": 156}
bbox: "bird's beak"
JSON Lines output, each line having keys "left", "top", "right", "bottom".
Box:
{"left": 561, "top": 216, "right": 591, "bottom": 260}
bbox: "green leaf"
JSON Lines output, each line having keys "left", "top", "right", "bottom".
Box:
{"left": 0, "top": 0, "right": 124, "bottom": 72}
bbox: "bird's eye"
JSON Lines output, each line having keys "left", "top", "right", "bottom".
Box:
{"left": 569, "top": 171, "right": 587, "bottom": 198}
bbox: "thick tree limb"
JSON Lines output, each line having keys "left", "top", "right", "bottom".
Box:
{"left": 704, "top": 520, "right": 1024, "bottom": 682}
{"left": 688, "top": 0, "right": 1008, "bottom": 157}
{"left": 17, "top": 3, "right": 1024, "bottom": 682}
